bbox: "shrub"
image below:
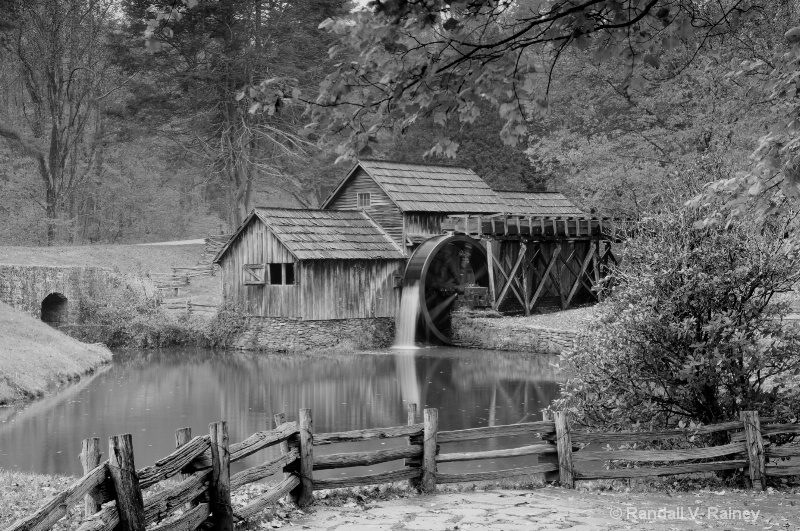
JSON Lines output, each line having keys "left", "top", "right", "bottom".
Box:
{"left": 554, "top": 209, "right": 800, "bottom": 431}
{"left": 203, "top": 302, "right": 249, "bottom": 347}
{"left": 75, "top": 276, "right": 198, "bottom": 348}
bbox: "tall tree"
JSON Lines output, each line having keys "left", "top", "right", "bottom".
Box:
{"left": 129, "top": 0, "right": 347, "bottom": 228}
{"left": 0, "top": 0, "right": 115, "bottom": 244}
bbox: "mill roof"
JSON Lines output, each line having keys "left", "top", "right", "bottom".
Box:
{"left": 323, "top": 159, "right": 504, "bottom": 213}
{"left": 213, "top": 208, "right": 405, "bottom": 262}
{"left": 495, "top": 190, "right": 585, "bottom": 216}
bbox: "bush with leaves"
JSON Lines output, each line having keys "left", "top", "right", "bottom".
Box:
{"left": 74, "top": 277, "right": 197, "bottom": 348}
{"left": 554, "top": 208, "right": 800, "bottom": 433}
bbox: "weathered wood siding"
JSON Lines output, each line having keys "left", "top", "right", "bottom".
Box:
{"left": 403, "top": 212, "right": 447, "bottom": 246}
{"left": 220, "top": 220, "right": 301, "bottom": 318}
{"left": 301, "top": 259, "right": 404, "bottom": 320}
{"left": 325, "top": 168, "right": 404, "bottom": 246}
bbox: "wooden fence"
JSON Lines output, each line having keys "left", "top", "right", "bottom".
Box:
{"left": 160, "top": 300, "right": 217, "bottom": 315}
{"left": 5, "top": 408, "right": 799, "bottom": 531}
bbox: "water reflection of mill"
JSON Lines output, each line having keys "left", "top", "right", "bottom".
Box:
{"left": 0, "top": 348, "right": 565, "bottom": 476}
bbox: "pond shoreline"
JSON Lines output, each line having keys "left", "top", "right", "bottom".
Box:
{"left": 0, "top": 302, "right": 112, "bottom": 406}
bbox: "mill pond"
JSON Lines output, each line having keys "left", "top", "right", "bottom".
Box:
{"left": 0, "top": 347, "right": 562, "bottom": 480}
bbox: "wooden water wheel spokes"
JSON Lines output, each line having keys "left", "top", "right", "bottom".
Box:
{"left": 404, "top": 235, "right": 489, "bottom": 344}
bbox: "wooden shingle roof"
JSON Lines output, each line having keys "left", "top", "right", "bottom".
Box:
{"left": 329, "top": 160, "right": 504, "bottom": 213}
{"left": 495, "top": 190, "right": 584, "bottom": 216}
{"left": 214, "top": 208, "right": 405, "bottom": 262}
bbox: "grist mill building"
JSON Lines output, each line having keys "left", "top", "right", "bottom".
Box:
{"left": 214, "top": 159, "right": 589, "bottom": 351}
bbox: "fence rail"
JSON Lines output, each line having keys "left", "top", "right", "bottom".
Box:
{"left": 5, "top": 408, "right": 797, "bottom": 531}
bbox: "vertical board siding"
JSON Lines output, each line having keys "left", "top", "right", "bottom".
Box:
{"left": 403, "top": 213, "right": 447, "bottom": 253}
{"left": 219, "top": 219, "right": 301, "bottom": 318}
{"left": 301, "top": 259, "right": 404, "bottom": 320}
{"left": 325, "top": 168, "right": 404, "bottom": 246}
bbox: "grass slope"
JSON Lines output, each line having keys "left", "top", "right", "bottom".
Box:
{"left": 0, "top": 302, "right": 112, "bottom": 405}
{"left": 0, "top": 243, "right": 206, "bottom": 275}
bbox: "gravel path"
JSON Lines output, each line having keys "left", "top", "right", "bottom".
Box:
{"left": 292, "top": 487, "right": 800, "bottom": 530}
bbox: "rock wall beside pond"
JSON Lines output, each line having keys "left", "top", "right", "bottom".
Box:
{"left": 231, "top": 317, "right": 395, "bottom": 352}
{"left": 451, "top": 311, "right": 576, "bottom": 355}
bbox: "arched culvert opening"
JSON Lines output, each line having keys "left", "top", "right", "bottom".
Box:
{"left": 41, "top": 293, "right": 69, "bottom": 325}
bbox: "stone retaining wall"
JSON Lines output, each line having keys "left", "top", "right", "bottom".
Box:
{"left": 232, "top": 316, "right": 395, "bottom": 352}
{"left": 451, "top": 311, "right": 576, "bottom": 355}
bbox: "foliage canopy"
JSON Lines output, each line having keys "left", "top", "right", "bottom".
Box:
{"left": 310, "top": 0, "right": 756, "bottom": 161}
{"left": 554, "top": 208, "right": 800, "bottom": 429}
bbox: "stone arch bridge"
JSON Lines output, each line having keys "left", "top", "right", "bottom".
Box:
{"left": 0, "top": 265, "right": 140, "bottom": 326}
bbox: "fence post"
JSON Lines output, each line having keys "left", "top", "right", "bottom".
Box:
{"left": 421, "top": 408, "right": 438, "bottom": 493}
{"left": 554, "top": 412, "right": 574, "bottom": 488}
{"left": 540, "top": 411, "right": 559, "bottom": 483}
{"left": 108, "top": 434, "right": 146, "bottom": 531}
{"left": 175, "top": 427, "right": 197, "bottom": 510}
{"left": 406, "top": 403, "right": 419, "bottom": 489}
{"left": 274, "top": 412, "right": 290, "bottom": 480}
{"left": 209, "top": 421, "right": 233, "bottom": 531}
{"left": 741, "top": 411, "right": 767, "bottom": 491}
{"left": 292, "top": 408, "right": 314, "bottom": 507}
{"left": 79, "top": 438, "right": 101, "bottom": 518}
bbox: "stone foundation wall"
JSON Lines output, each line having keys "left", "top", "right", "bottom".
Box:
{"left": 451, "top": 312, "right": 576, "bottom": 355}
{"left": 232, "top": 316, "right": 395, "bottom": 352}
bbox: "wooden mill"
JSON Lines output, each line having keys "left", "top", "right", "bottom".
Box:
{"left": 214, "top": 159, "right": 621, "bottom": 346}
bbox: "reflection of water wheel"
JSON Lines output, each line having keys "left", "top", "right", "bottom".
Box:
{"left": 404, "top": 235, "right": 489, "bottom": 344}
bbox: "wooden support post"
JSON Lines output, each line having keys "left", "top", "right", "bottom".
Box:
{"left": 491, "top": 253, "right": 525, "bottom": 309}
{"left": 741, "top": 411, "right": 766, "bottom": 491}
{"left": 175, "top": 427, "right": 197, "bottom": 510}
{"left": 540, "top": 411, "right": 559, "bottom": 483}
{"left": 108, "top": 434, "right": 146, "bottom": 531}
{"left": 565, "top": 243, "right": 597, "bottom": 309}
{"left": 592, "top": 242, "right": 602, "bottom": 300}
{"left": 529, "top": 244, "right": 561, "bottom": 312}
{"left": 274, "top": 413, "right": 291, "bottom": 479}
{"left": 407, "top": 403, "right": 419, "bottom": 489}
{"left": 520, "top": 242, "right": 530, "bottom": 316}
{"left": 495, "top": 246, "right": 527, "bottom": 310}
{"left": 80, "top": 438, "right": 102, "bottom": 518}
{"left": 209, "top": 422, "right": 233, "bottom": 531}
{"left": 421, "top": 408, "right": 438, "bottom": 493}
{"left": 292, "top": 408, "right": 314, "bottom": 507}
{"left": 554, "top": 412, "right": 574, "bottom": 488}
{"left": 485, "top": 240, "right": 497, "bottom": 308}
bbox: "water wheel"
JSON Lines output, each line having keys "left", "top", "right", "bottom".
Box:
{"left": 404, "top": 234, "right": 489, "bottom": 344}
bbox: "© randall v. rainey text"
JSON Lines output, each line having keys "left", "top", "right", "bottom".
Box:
{"left": 609, "top": 506, "right": 761, "bottom": 523}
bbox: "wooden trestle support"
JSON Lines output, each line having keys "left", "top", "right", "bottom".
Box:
{"left": 442, "top": 215, "right": 624, "bottom": 314}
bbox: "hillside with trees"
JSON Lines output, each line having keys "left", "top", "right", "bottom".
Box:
{"left": 0, "top": 0, "right": 796, "bottom": 244}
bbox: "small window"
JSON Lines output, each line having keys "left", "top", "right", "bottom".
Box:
{"left": 357, "top": 192, "right": 371, "bottom": 208}
{"left": 269, "top": 263, "right": 283, "bottom": 285}
{"left": 285, "top": 263, "right": 295, "bottom": 285}
{"left": 243, "top": 264, "right": 266, "bottom": 285}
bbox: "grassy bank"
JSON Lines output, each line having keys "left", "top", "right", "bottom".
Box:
{"left": 0, "top": 302, "right": 112, "bottom": 405}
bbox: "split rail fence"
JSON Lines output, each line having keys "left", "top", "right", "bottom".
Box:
{"left": 5, "top": 408, "right": 798, "bottom": 531}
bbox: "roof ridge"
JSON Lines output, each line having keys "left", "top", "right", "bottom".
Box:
{"left": 358, "top": 158, "right": 475, "bottom": 171}
{"left": 494, "top": 189, "right": 561, "bottom": 194}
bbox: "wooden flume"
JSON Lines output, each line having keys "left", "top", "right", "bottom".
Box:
{"left": 441, "top": 214, "right": 627, "bottom": 315}
{"left": 7, "top": 408, "right": 797, "bottom": 531}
